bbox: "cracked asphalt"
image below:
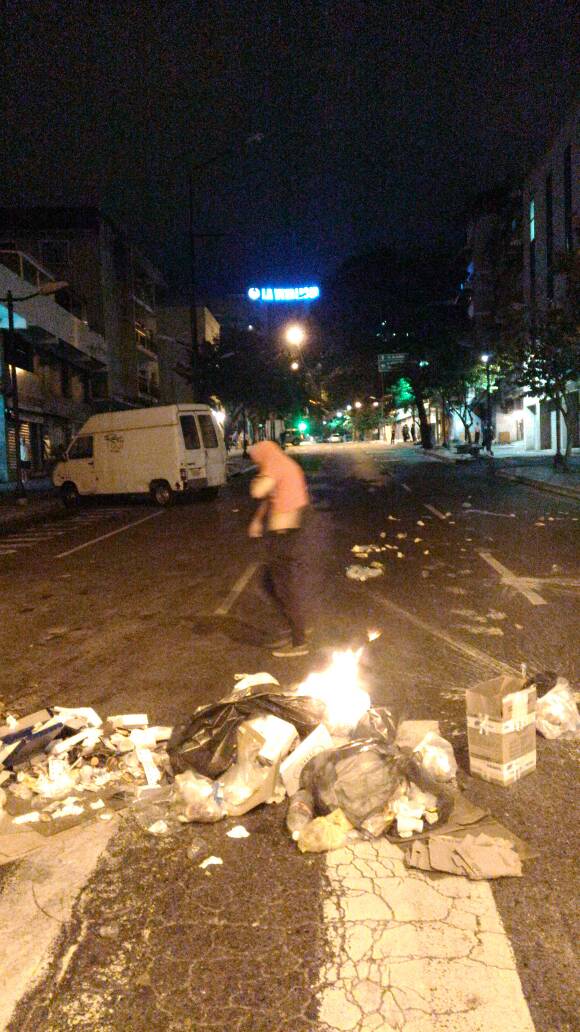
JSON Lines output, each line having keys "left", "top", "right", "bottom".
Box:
{"left": 0, "top": 442, "right": 579, "bottom": 1031}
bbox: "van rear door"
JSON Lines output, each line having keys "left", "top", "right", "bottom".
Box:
{"left": 196, "top": 412, "right": 225, "bottom": 486}
{"left": 179, "top": 413, "right": 206, "bottom": 483}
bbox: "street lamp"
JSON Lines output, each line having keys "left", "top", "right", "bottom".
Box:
{"left": 346, "top": 404, "right": 352, "bottom": 412}
{"left": 1, "top": 280, "right": 68, "bottom": 495}
{"left": 285, "top": 323, "right": 306, "bottom": 347}
{"left": 481, "top": 354, "right": 492, "bottom": 454}
{"left": 354, "top": 400, "right": 362, "bottom": 409}
{"left": 290, "top": 360, "right": 300, "bottom": 371}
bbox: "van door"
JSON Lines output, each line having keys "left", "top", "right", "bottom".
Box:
{"left": 65, "top": 434, "right": 97, "bottom": 494}
{"left": 179, "top": 414, "right": 206, "bottom": 483}
{"left": 196, "top": 412, "right": 225, "bottom": 486}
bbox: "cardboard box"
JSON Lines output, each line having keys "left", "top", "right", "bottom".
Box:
{"left": 466, "top": 675, "right": 536, "bottom": 785}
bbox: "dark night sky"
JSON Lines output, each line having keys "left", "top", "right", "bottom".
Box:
{"left": 1, "top": 0, "right": 578, "bottom": 296}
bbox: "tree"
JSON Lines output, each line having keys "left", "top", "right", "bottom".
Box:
{"left": 497, "top": 250, "right": 580, "bottom": 467}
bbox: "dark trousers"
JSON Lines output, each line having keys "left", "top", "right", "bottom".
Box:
{"left": 264, "top": 529, "right": 306, "bottom": 645}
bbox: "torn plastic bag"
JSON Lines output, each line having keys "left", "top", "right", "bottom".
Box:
{"left": 353, "top": 706, "right": 397, "bottom": 744}
{"left": 297, "top": 808, "right": 352, "bottom": 853}
{"left": 174, "top": 770, "right": 226, "bottom": 822}
{"left": 300, "top": 740, "right": 453, "bottom": 830}
{"left": 413, "top": 731, "right": 457, "bottom": 781}
{"left": 536, "top": 678, "right": 580, "bottom": 739}
{"left": 169, "top": 683, "right": 325, "bottom": 778}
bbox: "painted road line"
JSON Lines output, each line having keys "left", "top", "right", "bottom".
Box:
{"left": 55, "top": 511, "right": 164, "bottom": 559}
{"left": 363, "top": 589, "right": 518, "bottom": 675}
{"left": 214, "top": 561, "right": 261, "bottom": 616}
{"left": 477, "top": 550, "right": 548, "bottom": 606}
{"left": 319, "top": 837, "right": 535, "bottom": 1032}
{"left": 424, "top": 502, "right": 448, "bottom": 520}
{"left": 464, "top": 509, "right": 517, "bottom": 518}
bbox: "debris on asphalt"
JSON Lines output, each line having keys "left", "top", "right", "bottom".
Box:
{"left": 280, "top": 724, "right": 334, "bottom": 796}
{"left": 226, "top": 824, "right": 250, "bottom": 838}
{"left": 286, "top": 788, "right": 315, "bottom": 840}
{"left": 536, "top": 678, "right": 580, "bottom": 739}
{"left": 345, "top": 564, "right": 384, "bottom": 580}
{"left": 406, "top": 831, "right": 523, "bottom": 879}
{"left": 413, "top": 731, "right": 458, "bottom": 781}
{"left": 297, "top": 808, "right": 352, "bottom": 853}
{"left": 199, "top": 855, "right": 223, "bottom": 870}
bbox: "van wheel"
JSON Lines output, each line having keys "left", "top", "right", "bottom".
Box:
{"left": 150, "top": 480, "right": 173, "bottom": 507}
{"left": 200, "top": 486, "right": 219, "bottom": 500}
{"left": 61, "top": 482, "right": 80, "bottom": 508}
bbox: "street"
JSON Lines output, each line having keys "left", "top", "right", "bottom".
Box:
{"left": 0, "top": 442, "right": 579, "bottom": 1032}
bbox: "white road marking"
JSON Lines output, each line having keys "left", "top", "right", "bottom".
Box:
{"left": 214, "top": 561, "right": 261, "bottom": 615}
{"left": 401, "top": 482, "right": 412, "bottom": 493}
{"left": 320, "top": 838, "right": 535, "bottom": 1032}
{"left": 424, "top": 503, "right": 447, "bottom": 520}
{"left": 55, "top": 511, "right": 164, "bottom": 559}
{"left": 464, "top": 509, "right": 517, "bottom": 518}
{"left": 362, "top": 589, "right": 518, "bottom": 675}
{"left": 478, "top": 550, "right": 548, "bottom": 606}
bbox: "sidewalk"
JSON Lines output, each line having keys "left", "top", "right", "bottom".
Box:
{"left": 428, "top": 445, "right": 580, "bottom": 501}
{"left": 0, "top": 455, "right": 257, "bottom": 531}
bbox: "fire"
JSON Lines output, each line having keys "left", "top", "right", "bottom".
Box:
{"left": 367, "top": 628, "right": 382, "bottom": 642}
{"left": 296, "top": 648, "right": 370, "bottom": 735}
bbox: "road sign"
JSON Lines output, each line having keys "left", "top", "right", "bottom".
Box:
{"left": 378, "top": 353, "right": 407, "bottom": 372}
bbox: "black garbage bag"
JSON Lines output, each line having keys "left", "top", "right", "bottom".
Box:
{"left": 300, "top": 740, "right": 453, "bottom": 830}
{"left": 169, "top": 683, "right": 326, "bottom": 777}
{"left": 353, "top": 706, "right": 397, "bottom": 744}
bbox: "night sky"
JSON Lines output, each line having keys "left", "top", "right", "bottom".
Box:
{"left": 1, "top": 0, "right": 578, "bottom": 296}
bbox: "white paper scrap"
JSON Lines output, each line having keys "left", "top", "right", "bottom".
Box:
{"left": 200, "top": 855, "right": 223, "bottom": 869}
{"left": 226, "top": 825, "right": 250, "bottom": 839}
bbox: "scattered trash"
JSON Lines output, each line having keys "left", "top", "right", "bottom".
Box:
{"left": 286, "top": 789, "right": 315, "bottom": 840}
{"left": 406, "top": 831, "right": 523, "bottom": 879}
{"left": 417, "top": 520, "right": 425, "bottom": 526}
{"left": 226, "top": 824, "right": 250, "bottom": 838}
{"left": 487, "top": 610, "right": 507, "bottom": 621}
{"left": 345, "top": 565, "right": 384, "bottom": 581}
{"left": 297, "top": 808, "right": 352, "bottom": 853}
{"left": 536, "top": 679, "right": 580, "bottom": 739}
{"left": 280, "top": 724, "right": 334, "bottom": 797}
{"left": 457, "top": 625, "right": 504, "bottom": 637}
{"left": 174, "top": 770, "right": 226, "bottom": 823}
{"left": 199, "top": 855, "right": 223, "bottom": 870}
{"left": 413, "top": 731, "right": 457, "bottom": 782}
{"left": 396, "top": 551, "right": 404, "bottom": 559}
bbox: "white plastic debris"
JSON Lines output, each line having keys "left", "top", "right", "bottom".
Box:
{"left": 147, "top": 820, "right": 169, "bottom": 836}
{"left": 346, "top": 565, "right": 384, "bottom": 581}
{"left": 49, "top": 727, "right": 101, "bottom": 756}
{"left": 107, "top": 714, "right": 149, "bottom": 729}
{"left": 280, "top": 724, "right": 333, "bottom": 797}
{"left": 13, "top": 811, "right": 41, "bottom": 824}
{"left": 413, "top": 731, "right": 457, "bottom": 781}
{"left": 243, "top": 713, "right": 298, "bottom": 764}
{"left": 226, "top": 825, "right": 250, "bottom": 839}
{"left": 53, "top": 706, "right": 103, "bottom": 728}
{"left": 200, "top": 855, "right": 223, "bottom": 869}
{"left": 232, "top": 672, "right": 279, "bottom": 693}
{"left": 536, "top": 679, "right": 580, "bottom": 739}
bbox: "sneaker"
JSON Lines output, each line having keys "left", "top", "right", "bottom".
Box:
{"left": 266, "top": 627, "right": 314, "bottom": 649}
{"left": 272, "top": 643, "right": 310, "bottom": 658}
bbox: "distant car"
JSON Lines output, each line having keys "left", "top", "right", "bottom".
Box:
{"left": 326, "top": 433, "right": 344, "bottom": 443}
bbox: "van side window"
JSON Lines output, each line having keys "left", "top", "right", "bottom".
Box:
{"left": 180, "top": 415, "right": 201, "bottom": 451}
{"left": 68, "top": 435, "right": 93, "bottom": 460}
{"left": 198, "top": 413, "right": 219, "bottom": 448}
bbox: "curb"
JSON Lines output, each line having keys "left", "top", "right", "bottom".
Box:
{"left": 496, "top": 470, "right": 580, "bottom": 502}
{"left": 0, "top": 499, "right": 65, "bottom": 533}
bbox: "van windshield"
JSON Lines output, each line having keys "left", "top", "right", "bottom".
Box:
{"left": 197, "top": 413, "right": 219, "bottom": 448}
{"left": 180, "top": 415, "right": 201, "bottom": 451}
{"left": 68, "top": 435, "right": 93, "bottom": 460}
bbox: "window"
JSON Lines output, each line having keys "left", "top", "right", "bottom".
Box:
{"left": 529, "top": 197, "right": 535, "bottom": 242}
{"left": 546, "top": 173, "right": 554, "bottom": 301}
{"left": 564, "top": 144, "right": 573, "bottom": 252}
{"left": 529, "top": 195, "right": 536, "bottom": 301}
{"left": 40, "top": 239, "right": 70, "bottom": 270}
{"left": 68, "top": 435, "right": 93, "bottom": 460}
{"left": 180, "top": 415, "right": 201, "bottom": 451}
{"left": 197, "top": 413, "right": 219, "bottom": 448}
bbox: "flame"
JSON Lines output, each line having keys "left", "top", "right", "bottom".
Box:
{"left": 296, "top": 648, "right": 370, "bottom": 735}
{"left": 367, "top": 629, "right": 382, "bottom": 642}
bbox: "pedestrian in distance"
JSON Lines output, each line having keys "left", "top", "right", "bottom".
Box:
{"left": 247, "top": 441, "right": 310, "bottom": 658}
{"left": 391, "top": 425, "right": 396, "bottom": 444}
{"left": 411, "top": 422, "right": 416, "bottom": 442}
{"left": 402, "top": 424, "right": 410, "bottom": 442}
{"left": 482, "top": 423, "right": 494, "bottom": 456}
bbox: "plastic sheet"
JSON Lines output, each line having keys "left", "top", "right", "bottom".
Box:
{"left": 169, "top": 683, "right": 325, "bottom": 778}
{"left": 413, "top": 731, "right": 457, "bottom": 781}
{"left": 536, "top": 679, "right": 580, "bottom": 739}
{"left": 353, "top": 706, "right": 397, "bottom": 745}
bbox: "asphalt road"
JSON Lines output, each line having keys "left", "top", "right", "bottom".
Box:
{"left": 0, "top": 442, "right": 578, "bottom": 1031}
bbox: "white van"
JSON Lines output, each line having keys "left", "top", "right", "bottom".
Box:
{"left": 53, "top": 404, "right": 227, "bottom": 506}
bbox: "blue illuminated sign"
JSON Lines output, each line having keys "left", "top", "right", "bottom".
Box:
{"left": 247, "top": 285, "right": 320, "bottom": 302}
{"left": 0, "top": 305, "right": 27, "bottom": 330}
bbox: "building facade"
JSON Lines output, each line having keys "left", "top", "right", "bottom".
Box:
{"left": 0, "top": 249, "right": 107, "bottom": 480}
{"left": 0, "top": 207, "right": 165, "bottom": 413}
{"left": 156, "top": 305, "right": 220, "bottom": 405}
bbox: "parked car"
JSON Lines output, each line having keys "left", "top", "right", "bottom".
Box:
{"left": 326, "top": 433, "right": 344, "bottom": 443}
{"left": 53, "top": 404, "right": 227, "bottom": 507}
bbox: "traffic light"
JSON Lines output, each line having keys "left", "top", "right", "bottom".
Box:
{"left": 297, "top": 419, "right": 309, "bottom": 433}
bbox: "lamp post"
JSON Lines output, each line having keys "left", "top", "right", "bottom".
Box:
{"left": 1, "top": 280, "right": 68, "bottom": 495}
{"left": 481, "top": 353, "right": 493, "bottom": 455}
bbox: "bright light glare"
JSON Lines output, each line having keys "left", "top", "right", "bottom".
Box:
{"left": 346, "top": 404, "right": 352, "bottom": 412}
{"left": 367, "top": 629, "right": 382, "bottom": 642}
{"left": 372, "top": 401, "right": 379, "bottom": 408}
{"left": 481, "top": 353, "right": 489, "bottom": 364}
{"left": 354, "top": 401, "right": 362, "bottom": 409}
{"left": 296, "top": 648, "right": 370, "bottom": 735}
{"left": 286, "top": 324, "right": 306, "bottom": 347}
{"left": 291, "top": 360, "right": 300, "bottom": 371}
{"left": 336, "top": 410, "right": 343, "bottom": 418}
{"left": 213, "top": 410, "right": 226, "bottom": 424}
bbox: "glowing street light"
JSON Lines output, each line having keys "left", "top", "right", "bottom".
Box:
{"left": 354, "top": 400, "right": 362, "bottom": 409}
{"left": 285, "top": 323, "right": 306, "bottom": 347}
{"left": 290, "top": 360, "right": 300, "bottom": 371}
{"left": 346, "top": 404, "right": 352, "bottom": 412}
{"left": 336, "top": 410, "right": 343, "bottom": 418}
{"left": 372, "top": 401, "right": 379, "bottom": 408}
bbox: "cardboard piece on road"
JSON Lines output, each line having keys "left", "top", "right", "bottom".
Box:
{"left": 466, "top": 675, "right": 537, "bottom": 785}
{"left": 0, "top": 710, "right": 52, "bottom": 742}
{"left": 406, "top": 832, "right": 523, "bottom": 879}
{"left": 280, "top": 724, "right": 333, "bottom": 797}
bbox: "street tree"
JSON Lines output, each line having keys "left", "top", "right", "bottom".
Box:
{"left": 496, "top": 250, "right": 580, "bottom": 467}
